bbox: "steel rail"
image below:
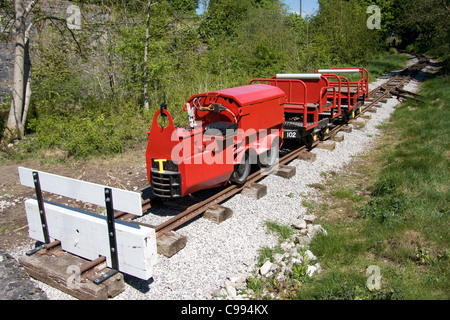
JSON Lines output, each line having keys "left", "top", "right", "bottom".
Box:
{"left": 153, "top": 143, "right": 313, "bottom": 237}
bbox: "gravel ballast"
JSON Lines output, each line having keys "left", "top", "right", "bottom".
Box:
{"left": 4, "top": 56, "right": 430, "bottom": 300}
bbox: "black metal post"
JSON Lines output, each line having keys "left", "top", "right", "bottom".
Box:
{"left": 32, "top": 171, "right": 50, "bottom": 244}
{"left": 93, "top": 187, "right": 119, "bottom": 284}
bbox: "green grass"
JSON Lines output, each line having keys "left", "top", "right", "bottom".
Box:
{"left": 265, "top": 221, "right": 295, "bottom": 243}
{"left": 241, "top": 51, "right": 414, "bottom": 300}
{"left": 1, "top": 49, "right": 410, "bottom": 163}
{"left": 296, "top": 58, "right": 450, "bottom": 300}
{"left": 337, "top": 49, "right": 410, "bottom": 83}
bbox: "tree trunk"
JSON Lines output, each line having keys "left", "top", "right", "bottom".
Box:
{"left": 143, "top": 0, "right": 152, "bottom": 111}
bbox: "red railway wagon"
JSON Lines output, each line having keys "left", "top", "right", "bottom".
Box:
{"left": 249, "top": 73, "right": 341, "bottom": 145}
{"left": 315, "top": 68, "right": 369, "bottom": 120}
{"left": 146, "top": 84, "right": 286, "bottom": 198}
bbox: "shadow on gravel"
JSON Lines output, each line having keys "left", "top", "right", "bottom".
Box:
{"left": 0, "top": 247, "right": 48, "bottom": 300}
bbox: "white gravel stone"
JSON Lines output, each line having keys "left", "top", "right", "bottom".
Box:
{"left": 303, "top": 214, "right": 317, "bottom": 223}
{"left": 307, "top": 264, "right": 319, "bottom": 277}
{"left": 305, "top": 250, "right": 317, "bottom": 262}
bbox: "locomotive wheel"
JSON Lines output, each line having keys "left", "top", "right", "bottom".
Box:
{"left": 342, "top": 110, "right": 350, "bottom": 123}
{"left": 230, "top": 153, "right": 251, "bottom": 186}
{"left": 301, "top": 132, "right": 315, "bottom": 149}
{"left": 258, "top": 137, "right": 279, "bottom": 168}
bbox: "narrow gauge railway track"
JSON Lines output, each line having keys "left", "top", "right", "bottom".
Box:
{"left": 117, "top": 55, "right": 429, "bottom": 239}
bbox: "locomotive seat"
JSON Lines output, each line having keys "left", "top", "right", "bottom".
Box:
{"left": 335, "top": 86, "right": 357, "bottom": 94}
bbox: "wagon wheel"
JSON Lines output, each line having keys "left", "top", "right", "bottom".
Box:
{"left": 258, "top": 137, "right": 280, "bottom": 168}
{"left": 230, "top": 153, "right": 251, "bottom": 186}
{"left": 301, "top": 132, "right": 316, "bottom": 149}
{"left": 342, "top": 110, "right": 351, "bottom": 123}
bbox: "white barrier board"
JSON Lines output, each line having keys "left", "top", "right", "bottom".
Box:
{"left": 24, "top": 199, "right": 157, "bottom": 280}
{"left": 18, "top": 167, "right": 143, "bottom": 216}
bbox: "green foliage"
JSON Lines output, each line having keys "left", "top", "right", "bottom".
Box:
{"left": 321, "top": 283, "right": 404, "bottom": 300}
{"left": 27, "top": 99, "right": 147, "bottom": 159}
{"left": 257, "top": 246, "right": 277, "bottom": 265}
{"left": 397, "top": 0, "right": 450, "bottom": 55}
{"left": 169, "top": 0, "right": 199, "bottom": 13}
{"left": 361, "top": 61, "right": 450, "bottom": 229}
{"left": 0, "top": 99, "right": 10, "bottom": 140}
{"left": 291, "top": 252, "right": 310, "bottom": 282}
{"left": 199, "top": 0, "right": 255, "bottom": 40}
{"left": 355, "top": 0, "right": 397, "bottom": 39}
{"left": 315, "top": 0, "right": 381, "bottom": 64}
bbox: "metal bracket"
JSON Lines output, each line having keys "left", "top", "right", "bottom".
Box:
{"left": 32, "top": 171, "right": 50, "bottom": 244}
{"left": 94, "top": 187, "right": 119, "bottom": 285}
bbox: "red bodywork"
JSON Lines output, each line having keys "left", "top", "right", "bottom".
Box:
{"left": 146, "top": 84, "right": 286, "bottom": 198}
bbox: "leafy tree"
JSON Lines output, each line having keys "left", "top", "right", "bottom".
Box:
{"left": 168, "top": 0, "right": 199, "bottom": 13}
{"left": 314, "top": 0, "right": 381, "bottom": 64}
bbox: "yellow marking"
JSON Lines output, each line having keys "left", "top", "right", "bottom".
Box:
{"left": 352, "top": 111, "right": 355, "bottom": 118}
{"left": 313, "top": 133, "right": 317, "bottom": 141}
{"left": 154, "top": 159, "right": 167, "bottom": 173}
{"left": 325, "top": 128, "right": 329, "bottom": 134}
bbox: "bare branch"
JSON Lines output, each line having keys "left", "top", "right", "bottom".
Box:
{"left": 25, "top": 0, "right": 39, "bottom": 17}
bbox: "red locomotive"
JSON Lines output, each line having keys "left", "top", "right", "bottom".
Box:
{"left": 146, "top": 68, "right": 369, "bottom": 198}
{"left": 146, "top": 84, "right": 286, "bottom": 198}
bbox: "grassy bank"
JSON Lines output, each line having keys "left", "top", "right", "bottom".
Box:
{"left": 243, "top": 57, "right": 448, "bottom": 300}
{"left": 294, "top": 58, "right": 449, "bottom": 300}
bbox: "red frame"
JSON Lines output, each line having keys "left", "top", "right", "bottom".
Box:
{"left": 249, "top": 73, "right": 342, "bottom": 130}
{"left": 314, "top": 68, "right": 369, "bottom": 110}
